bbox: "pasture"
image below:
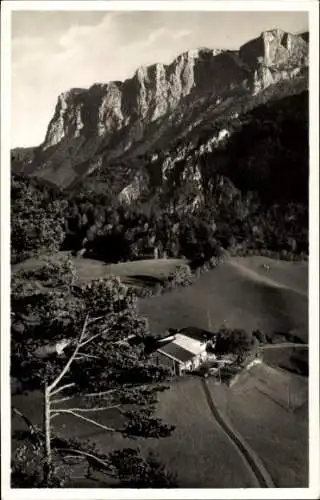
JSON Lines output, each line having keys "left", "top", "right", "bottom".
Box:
{"left": 139, "top": 257, "right": 308, "bottom": 343}
{"left": 72, "top": 257, "right": 186, "bottom": 286}
{"left": 12, "top": 253, "right": 186, "bottom": 289}
{"left": 12, "top": 368, "right": 308, "bottom": 488}
{"left": 207, "top": 363, "right": 308, "bottom": 487}
{"left": 229, "top": 256, "right": 308, "bottom": 296}
{"left": 261, "top": 344, "right": 308, "bottom": 376}
{"left": 12, "top": 378, "right": 260, "bottom": 488}
{"left": 11, "top": 255, "right": 309, "bottom": 487}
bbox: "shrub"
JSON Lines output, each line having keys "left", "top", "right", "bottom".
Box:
{"left": 252, "top": 329, "right": 267, "bottom": 344}
{"left": 214, "top": 327, "right": 253, "bottom": 361}
{"left": 19, "top": 254, "right": 77, "bottom": 289}
{"left": 165, "top": 264, "right": 194, "bottom": 290}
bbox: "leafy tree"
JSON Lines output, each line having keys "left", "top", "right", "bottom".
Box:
{"left": 11, "top": 175, "right": 66, "bottom": 263}
{"left": 107, "top": 448, "right": 178, "bottom": 487}
{"left": 12, "top": 421, "right": 177, "bottom": 488}
{"left": 231, "top": 329, "right": 255, "bottom": 361}
{"left": 252, "top": 329, "right": 267, "bottom": 344}
{"left": 166, "top": 263, "right": 194, "bottom": 289}
{"left": 179, "top": 216, "right": 220, "bottom": 264}
{"left": 214, "top": 327, "right": 254, "bottom": 362}
{"left": 11, "top": 256, "right": 175, "bottom": 487}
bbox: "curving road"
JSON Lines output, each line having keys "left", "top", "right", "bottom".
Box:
{"left": 201, "top": 379, "right": 275, "bottom": 488}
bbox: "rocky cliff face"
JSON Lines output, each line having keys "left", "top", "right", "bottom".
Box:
{"left": 12, "top": 29, "right": 308, "bottom": 190}
{"left": 239, "top": 29, "right": 308, "bottom": 94}
{"left": 42, "top": 47, "right": 240, "bottom": 150}
{"left": 240, "top": 29, "right": 307, "bottom": 69}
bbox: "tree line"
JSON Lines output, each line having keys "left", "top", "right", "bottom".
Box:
{"left": 11, "top": 90, "right": 308, "bottom": 266}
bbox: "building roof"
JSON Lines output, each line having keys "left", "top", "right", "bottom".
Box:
{"left": 173, "top": 333, "right": 207, "bottom": 356}
{"left": 157, "top": 331, "right": 208, "bottom": 364}
{"left": 158, "top": 343, "right": 196, "bottom": 364}
{"left": 179, "top": 327, "right": 214, "bottom": 342}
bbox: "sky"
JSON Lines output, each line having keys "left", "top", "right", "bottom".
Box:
{"left": 11, "top": 10, "right": 308, "bottom": 148}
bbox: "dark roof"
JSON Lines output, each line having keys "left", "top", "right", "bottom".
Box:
{"left": 157, "top": 343, "right": 195, "bottom": 364}
{"left": 179, "top": 327, "right": 214, "bottom": 342}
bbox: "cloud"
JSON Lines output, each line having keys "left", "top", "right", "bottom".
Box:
{"left": 58, "top": 12, "right": 117, "bottom": 49}
{"left": 11, "top": 11, "right": 308, "bottom": 147}
{"left": 172, "top": 30, "right": 192, "bottom": 40}
{"left": 11, "top": 13, "right": 201, "bottom": 146}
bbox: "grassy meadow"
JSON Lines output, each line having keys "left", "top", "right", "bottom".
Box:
{"left": 207, "top": 362, "right": 308, "bottom": 487}
{"left": 261, "top": 344, "right": 308, "bottom": 376}
{"left": 139, "top": 256, "right": 308, "bottom": 343}
{"left": 72, "top": 256, "right": 186, "bottom": 287}
{"left": 12, "top": 378, "right": 260, "bottom": 488}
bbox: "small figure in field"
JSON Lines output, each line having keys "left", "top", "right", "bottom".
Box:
{"left": 262, "top": 263, "right": 270, "bottom": 273}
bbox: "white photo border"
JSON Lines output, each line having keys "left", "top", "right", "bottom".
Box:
{"left": 1, "top": 1, "right": 319, "bottom": 499}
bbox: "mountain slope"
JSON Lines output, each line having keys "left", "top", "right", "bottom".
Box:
{"left": 12, "top": 29, "right": 308, "bottom": 192}
{"left": 11, "top": 28, "right": 309, "bottom": 264}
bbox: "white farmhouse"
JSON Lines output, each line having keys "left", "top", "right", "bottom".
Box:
{"left": 154, "top": 327, "right": 215, "bottom": 376}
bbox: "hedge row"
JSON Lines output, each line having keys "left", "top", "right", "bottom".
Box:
{"left": 228, "top": 246, "right": 308, "bottom": 262}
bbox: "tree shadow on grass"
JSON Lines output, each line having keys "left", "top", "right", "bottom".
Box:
{"left": 127, "top": 274, "right": 164, "bottom": 287}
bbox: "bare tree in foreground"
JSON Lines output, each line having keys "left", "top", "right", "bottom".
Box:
{"left": 11, "top": 256, "right": 176, "bottom": 487}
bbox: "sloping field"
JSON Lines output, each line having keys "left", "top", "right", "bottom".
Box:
{"left": 140, "top": 377, "right": 260, "bottom": 487}
{"left": 12, "top": 378, "right": 260, "bottom": 488}
{"left": 139, "top": 257, "right": 308, "bottom": 342}
{"left": 207, "top": 363, "right": 308, "bottom": 487}
{"left": 12, "top": 367, "right": 308, "bottom": 488}
{"left": 12, "top": 254, "right": 185, "bottom": 288}
{"left": 72, "top": 257, "right": 186, "bottom": 285}
{"left": 244, "top": 362, "right": 308, "bottom": 410}
{"left": 230, "top": 256, "right": 308, "bottom": 295}
{"left": 261, "top": 344, "right": 308, "bottom": 376}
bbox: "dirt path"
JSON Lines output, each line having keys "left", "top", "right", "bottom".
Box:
{"left": 226, "top": 259, "right": 308, "bottom": 298}
{"left": 260, "top": 343, "right": 308, "bottom": 350}
{"left": 201, "top": 379, "right": 275, "bottom": 488}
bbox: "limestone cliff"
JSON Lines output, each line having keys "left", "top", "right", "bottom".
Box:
{"left": 42, "top": 47, "right": 241, "bottom": 150}
{"left": 239, "top": 29, "right": 308, "bottom": 93}
{"left": 12, "top": 29, "right": 308, "bottom": 190}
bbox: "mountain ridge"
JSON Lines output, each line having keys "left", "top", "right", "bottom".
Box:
{"left": 12, "top": 28, "right": 308, "bottom": 196}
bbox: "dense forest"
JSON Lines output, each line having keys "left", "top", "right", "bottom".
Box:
{"left": 11, "top": 91, "right": 308, "bottom": 267}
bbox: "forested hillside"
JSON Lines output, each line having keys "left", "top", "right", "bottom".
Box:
{"left": 11, "top": 89, "right": 308, "bottom": 267}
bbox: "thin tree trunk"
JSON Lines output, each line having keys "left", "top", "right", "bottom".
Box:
{"left": 44, "top": 383, "right": 52, "bottom": 484}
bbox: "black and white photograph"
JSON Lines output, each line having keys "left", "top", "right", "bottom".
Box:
{"left": 1, "top": 1, "right": 319, "bottom": 498}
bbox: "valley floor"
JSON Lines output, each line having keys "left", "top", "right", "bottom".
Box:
{"left": 11, "top": 255, "right": 309, "bottom": 488}
{"left": 12, "top": 361, "right": 308, "bottom": 488}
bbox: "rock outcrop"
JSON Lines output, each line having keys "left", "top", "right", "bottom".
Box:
{"left": 43, "top": 48, "right": 242, "bottom": 150}
{"left": 44, "top": 89, "right": 86, "bottom": 149}
{"left": 239, "top": 29, "right": 308, "bottom": 94}
{"left": 12, "top": 29, "right": 308, "bottom": 190}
